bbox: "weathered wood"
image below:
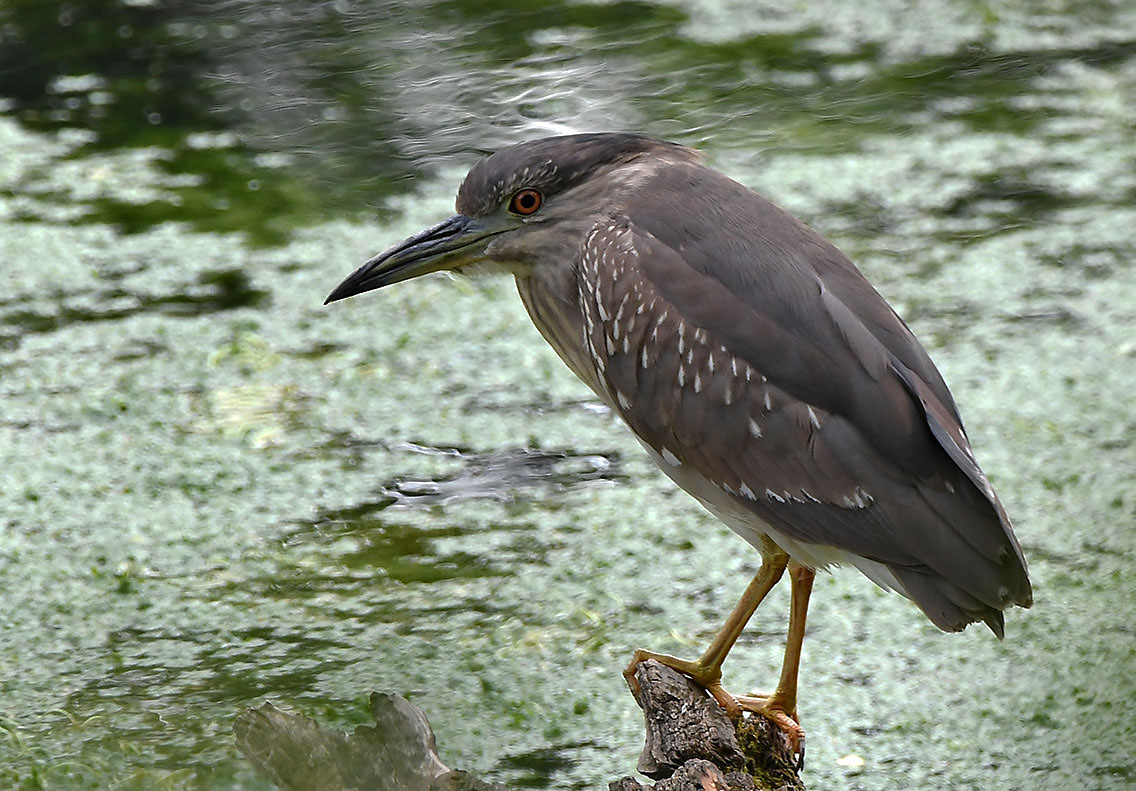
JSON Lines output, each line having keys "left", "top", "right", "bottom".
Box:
{"left": 611, "top": 759, "right": 757, "bottom": 791}
{"left": 629, "top": 659, "right": 745, "bottom": 778}
{"left": 234, "top": 693, "right": 504, "bottom": 791}
{"left": 235, "top": 663, "right": 804, "bottom": 790}
{"left": 611, "top": 660, "right": 804, "bottom": 791}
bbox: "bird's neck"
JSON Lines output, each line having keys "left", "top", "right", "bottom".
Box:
{"left": 515, "top": 266, "right": 608, "bottom": 400}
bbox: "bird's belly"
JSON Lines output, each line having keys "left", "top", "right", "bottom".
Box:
{"left": 635, "top": 439, "right": 906, "bottom": 595}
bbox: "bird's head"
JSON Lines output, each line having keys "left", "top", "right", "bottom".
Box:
{"left": 324, "top": 133, "right": 697, "bottom": 304}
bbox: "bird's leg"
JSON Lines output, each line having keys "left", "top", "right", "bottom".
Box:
{"left": 737, "top": 561, "right": 815, "bottom": 766}
{"left": 624, "top": 539, "right": 789, "bottom": 717}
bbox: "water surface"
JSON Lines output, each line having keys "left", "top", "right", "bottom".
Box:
{"left": 1, "top": 1, "right": 1133, "bottom": 789}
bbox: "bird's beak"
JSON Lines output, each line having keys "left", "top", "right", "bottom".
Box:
{"left": 324, "top": 214, "right": 502, "bottom": 304}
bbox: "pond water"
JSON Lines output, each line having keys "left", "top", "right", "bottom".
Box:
{"left": 1, "top": 1, "right": 1133, "bottom": 789}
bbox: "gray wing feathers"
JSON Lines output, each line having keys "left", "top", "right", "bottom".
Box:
{"left": 577, "top": 194, "right": 1030, "bottom": 634}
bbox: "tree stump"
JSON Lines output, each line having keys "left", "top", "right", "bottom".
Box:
{"left": 611, "top": 660, "right": 804, "bottom": 791}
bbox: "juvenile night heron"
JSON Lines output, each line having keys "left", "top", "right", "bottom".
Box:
{"left": 325, "top": 133, "right": 1032, "bottom": 761}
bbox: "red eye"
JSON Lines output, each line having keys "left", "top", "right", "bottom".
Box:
{"left": 509, "top": 189, "right": 543, "bottom": 215}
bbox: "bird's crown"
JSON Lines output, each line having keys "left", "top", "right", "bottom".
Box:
{"left": 455, "top": 133, "right": 695, "bottom": 217}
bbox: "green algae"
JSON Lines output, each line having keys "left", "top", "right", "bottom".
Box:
{"left": 1, "top": 1, "right": 1134, "bottom": 789}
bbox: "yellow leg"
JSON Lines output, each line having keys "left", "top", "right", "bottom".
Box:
{"left": 624, "top": 537, "right": 789, "bottom": 716}
{"left": 737, "top": 562, "right": 815, "bottom": 764}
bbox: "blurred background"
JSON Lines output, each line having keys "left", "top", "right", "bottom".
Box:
{"left": 0, "top": 1, "right": 1133, "bottom": 788}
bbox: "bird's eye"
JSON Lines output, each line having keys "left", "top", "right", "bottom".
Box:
{"left": 508, "top": 189, "right": 543, "bottom": 216}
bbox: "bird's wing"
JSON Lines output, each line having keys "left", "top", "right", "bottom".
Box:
{"left": 575, "top": 208, "right": 1030, "bottom": 633}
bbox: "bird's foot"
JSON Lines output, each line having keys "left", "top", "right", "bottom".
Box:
{"left": 623, "top": 649, "right": 740, "bottom": 717}
{"left": 736, "top": 693, "right": 806, "bottom": 770}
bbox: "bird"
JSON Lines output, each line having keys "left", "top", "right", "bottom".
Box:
{"left": 324, "top": 132, "right": 1032, "bottom": 764}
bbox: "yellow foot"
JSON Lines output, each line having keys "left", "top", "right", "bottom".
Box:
{"left": 737, "top": 694, "right": 806, "bottom": 769}
{"left": 623, "top": 649, "right": 741, "bottom": 718}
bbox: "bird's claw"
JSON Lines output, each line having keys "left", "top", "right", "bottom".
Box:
{"left": 737, "top": 694, "right": 806, "bottom": 770}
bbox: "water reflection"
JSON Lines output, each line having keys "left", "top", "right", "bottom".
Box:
{"left": 375, "top": 445, "right": 623, "bottom": 507}
{"left": 5, "top": 0, "right": 1134, "bottom": 241}
{"left": 0, "top": 268, "right": 267, "bottom": 349}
